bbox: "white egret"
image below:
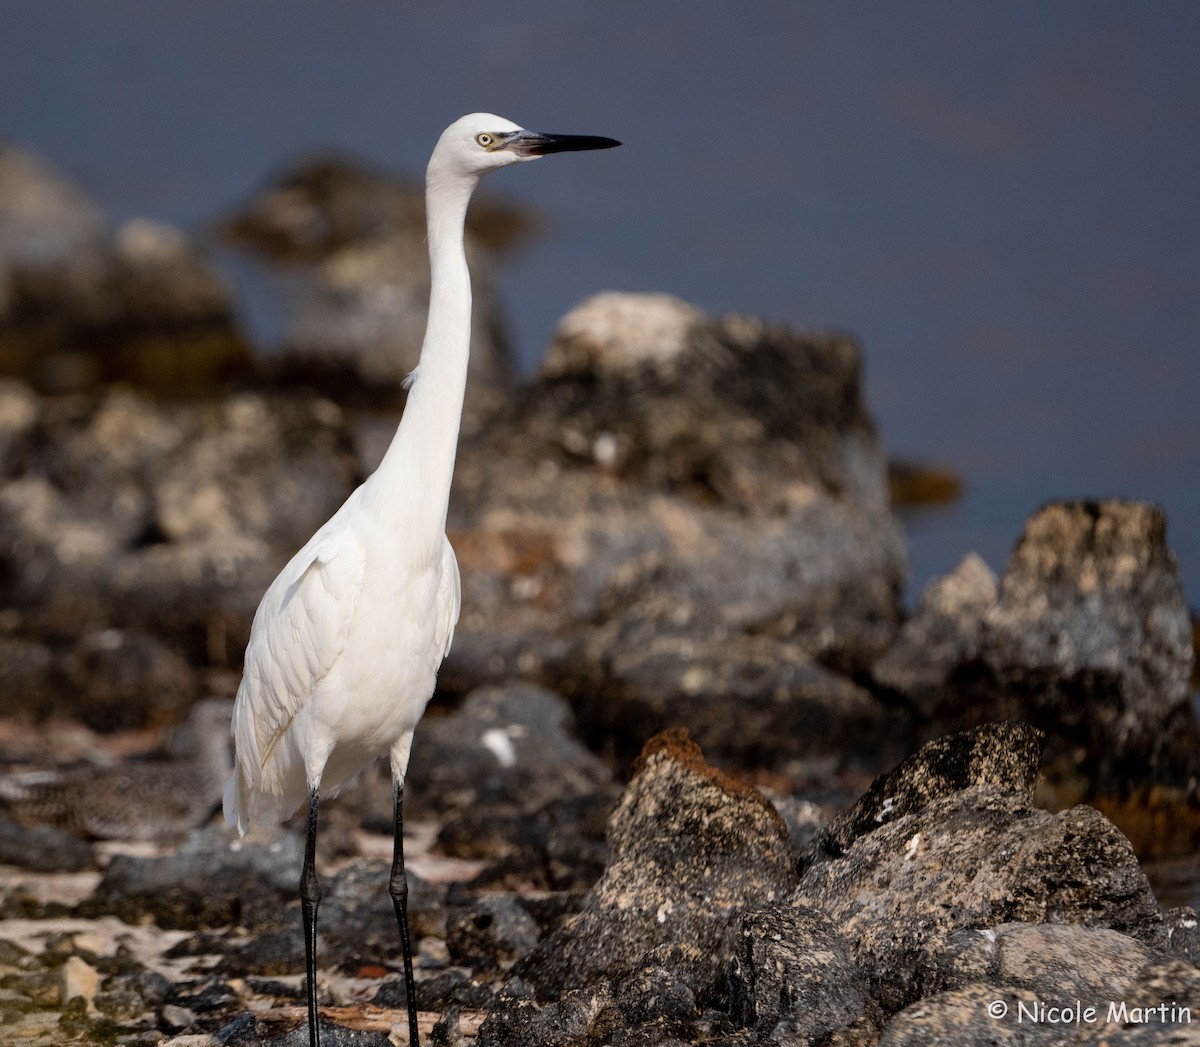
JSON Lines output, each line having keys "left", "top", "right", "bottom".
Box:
{"left": 223, "top": 114, "right": 619, "bottom": 1047}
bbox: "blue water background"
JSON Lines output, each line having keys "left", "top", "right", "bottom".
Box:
{"left": 1, "top": 1, "right": 1197, "bottom": 605}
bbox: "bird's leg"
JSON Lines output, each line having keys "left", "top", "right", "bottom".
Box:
{"left": 300, "top": 786, "right": 323, "bottom": 1047}
{"left": 389, "top": 778, "right": 420, "bottom": 1046}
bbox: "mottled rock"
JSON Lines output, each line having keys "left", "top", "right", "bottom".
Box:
{"left": 0, "top": 145, "right": 249, "bottom": 394}
{"left": 796, "top": 782, "right": 1166, "bottom": 1012}
{"left": 1166, "top": 907, "right": 1200, "bottom": 964}
{"left": 446, "top": 894, "right": 541, "bottom": 972}
{"left": 507, "top": 729, "right": 796, "bottom": 1004}
{"left": 0, "top": 386, "right": 357, "bottom": 717}
{"left": 410, "top": 683, "right": 615, "bottom": 819}
{"left": 0, "top": 811, "right": 95, "bottom": 872}
{"left": 318, "top": 860, "right": 445, "bottom": 973}
{"left": 983, "top": 500, "right": 1196, "bottom": 783}
{"left": 729, "top": 904, "right": 876, "bottom": 1042}
{"left": 476, "top": 980, "right": 620, "bottom": 1047}
{"left": 872, "top": 552, "right": 997, "bottom": 708}
{"left": 570, "top": 626, "right": 898, "bottom": 770}
{"left": 450, "top": 293, "right": 908, "bottom": 769}
{"left": 933, "top": 922, "right": 1152, "bottom": 1000}
{"left": 810, "top": 721, "right": 1043, "bottom": 862}
{"left": 404, "top": 683, "right": 618, "bottom": 887}
{"left": 87, "top": 823, "right": 300, "bottom": 931}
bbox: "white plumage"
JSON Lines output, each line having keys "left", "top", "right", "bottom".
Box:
{"left": 221, "top": 113, "right": 618, "bottom": 1047}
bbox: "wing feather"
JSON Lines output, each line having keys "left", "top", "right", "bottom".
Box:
{"left": 436, "top": 535, "right": 462, "bottom": 661}
{"left": 232, "top": 525, "right": 366, "bottom": 787}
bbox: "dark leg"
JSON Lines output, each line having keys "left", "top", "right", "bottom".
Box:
{"left": 389, "top": 779, "right": 420, "bottom": 1046}
{"left": 300, "top": 786, "right": 322, "bottom": 1047}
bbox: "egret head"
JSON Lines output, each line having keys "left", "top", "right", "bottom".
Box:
{"left": 429, "top": 113, "right": 620, "bottom": 185}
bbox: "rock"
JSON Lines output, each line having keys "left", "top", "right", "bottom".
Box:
{"left": 888, "top": 501, "right": 1200, "bottom": 789}
{"left": 409, "top": 683, "right": 615, "bottom": 819}
{"left": 404, "top": 683, "right": 618, "bottom": 887}
{"left": 729, "top": 904, "right": 877, "bottom": 1042}
{"left": 476, "top": 981, "right": 620, "bottom": 1047}
{"left": 982, "top": 500, "right": 1197, "bottom": 784}
{"left": 1166, "top": 907, "right": 1200, "bottom": 964}
{"left": 86, "top": 823, "right": 301, "bottom": 931}
{"left": 0, "top": 385, "right": 358, "bottom": 717}
{"left": 0, "top": 811, "right": 96, "bottom": 872}
{"left": 932, "top": 922, "right": 1152, "bottom": 1000}
{"left": 504, "top": 728, "right": 796, "bottom": 1006}
{"left": 809, "top": 721, "right": 1043, "bottom": 862}
{"left": 569, "top": 626, "right": 899, "bottom": 771}
{"left": 218, "top": 154, "right": 520, "bottom": 410}
{"left": 446, "top": 894, "right": 542, "bottom": 972}
{"left": 877, "top": 957, "right": 1200, "bottom": 1045}
{"left": 316, "top": 860, "right": 446, "bottom": 974}
{"left": 0, "top": 145, "right": 250, "bottom": 395}
{"left": 796, "top": 780, "right": 1167, "bottom": 1012}
{"left": 60, "top": 954, "right": 101, "bottom": 1010}
{"left": 449, "top": 293, "right": 909, "bottom": 770}
{"left": 0, "top": 142, "right": 105, "bottom": 268}
{"left": 871, "top": 552, "right": 997, "bottom": 708}
{"left": 161, "top": 1004, "right": 199, "bottom": 1031}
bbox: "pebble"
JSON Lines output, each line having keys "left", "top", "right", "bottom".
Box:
{"left": 59, "top": 954, "right": 101, "bottom": 1010}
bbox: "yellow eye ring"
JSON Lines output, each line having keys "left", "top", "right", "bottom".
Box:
{"left": 475, "top": 132, "right": 494, "bottom": 148}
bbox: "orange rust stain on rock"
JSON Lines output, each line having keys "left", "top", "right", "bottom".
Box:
{"left": 632, "top": 726, "right": 787, "bottom": 835}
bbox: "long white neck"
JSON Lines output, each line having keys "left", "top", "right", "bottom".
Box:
{"left": 370, "top": 171, "right": 477, "bottom": 547}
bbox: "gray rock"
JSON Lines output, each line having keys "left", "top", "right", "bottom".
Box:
{"left": 796, "top": 783, "right": 1166, "bottom": 1013}
{"left": 401, "top": 683, "right": 618, "bottom": 889}
{"left": 933, "top": 922, "right": 1152, "bottom": 1000}
{"left": 0, "top": 141, "right": 106, "bottom": 270}
{"left": 446, "top": 894, "right": 542, "bottom": 972}
{"left": 878, "top": 957, "right": 1200, "bottom": 1046}
{"left": 476, "top": 980, "right": 621, "bottom": 1047}
{"left": 0, "top": 386, "right": 358, "bottom": 718}
{"left": 872, "top": 552, "right": 997, "bottom": 708}
{"left": 450, "top": 293, "right": 909, "bottom": 769}
{"left": 0, "top": 812, "right": 95, "bottom": 873}
{"left": 87, "top": 822, "right": 300, "bottom": 931}
{"left": 1166, "top": 907, "right": 1200, "bottom": 965}
{"left": 872, "top": 501, "right": 1199, "bottom": 790}
{"left": 729, "top": 904, "right": 876, "bottom": 1043}
{"left": 0, "top": 145, "right": 248, "bottom": 395}
{"left": 877, "top": 984, "right": 1060, "bottom": 1046}
{"left": 983, "top": 500, "right": 1197, "bottom": 783}
{"left": 507, "top": 728, "right": 797, "bottom": 1004}
{"left": 810, "top": 721, "right": 1043, "bottom": 862}
{"left": 409, "top": 683, "right": 615, "bottom": 819}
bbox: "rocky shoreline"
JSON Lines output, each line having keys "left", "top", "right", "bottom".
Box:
{"left": 0, "top": 142, "right": 1197, "bottom": 1045}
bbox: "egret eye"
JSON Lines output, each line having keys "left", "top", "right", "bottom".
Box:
{"left": 475, "top": 132, "right": 494, "bottom": 148}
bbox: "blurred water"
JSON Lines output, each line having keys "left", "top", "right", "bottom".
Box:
{"left": 1, "top": 1, "right": 1197, "bottom": 604}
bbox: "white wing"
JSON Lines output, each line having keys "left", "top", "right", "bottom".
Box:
{"left": 232, "top": 522, "right": 366, "bottom": 785}
{"left": 436, "top": 534, "right": 461, "bottom": 661}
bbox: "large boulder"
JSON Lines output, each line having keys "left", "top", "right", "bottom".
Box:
{"left": 0, "top": 383, "right": 358, "bottom": 723}
{"left": 448, "top": 292, "right": 910, "bottom": 769}
{"left": 476, "top": 729, "right": 796, "bottom": 1045}
{"left": 874, "top": 500, "right": 1199, "bottom": 788}
{"left": 794, "top": 725, "right": 1168, "bottom": 1014}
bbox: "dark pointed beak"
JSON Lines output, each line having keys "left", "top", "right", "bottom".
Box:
{"left": 505, "top": 131, "right": 622, "bottom": 157}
